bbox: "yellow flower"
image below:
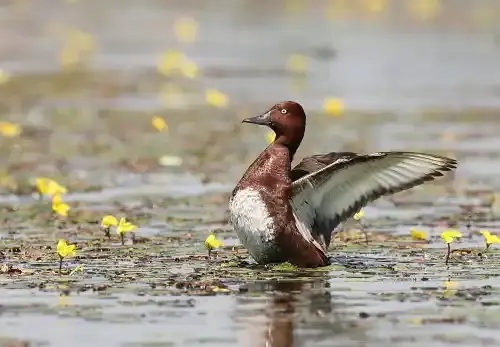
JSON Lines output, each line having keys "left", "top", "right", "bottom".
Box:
{"left": 36, "top": 177, "right": 67, "bottom": 196}
{"left": 286, "top": 54, "right": 308, "bottom": 73}
{"left": 173, "top": 17, "right": 198, "bottom": 43}
{"left": 101, "top": 215, "right": 118, "bottom": 228}
{"left": 440, "top": 230, "right": 462, "bottom": 244}
{"left": 408, "top": 0, "right": 440, "bottom": 21}
{"left": 57, "top": 239, "right": 76, "bottom": 258}
{"left": 52, "top": 194, "right": 62, "bottom": 205}
{"left": 205, "top": 89, "right": 229, "bottom": 108}
{"left": 410, "top": 228, "right": 427, "bottom": 241}
{"left": 323, "top": 97, "right": 344, "bottom": 118}
{"left": 157, "top": 50, "right": 185, "bottom": 76}
{"left": 205, "top": 233, "right": 224, "bottom": 250}
{"left": 353, "top": 209, "right": 364, "bottom": 221}
{"left": 116, "top": 217, "right": 137, "bottom": 235}
{"left": 180, "top": 59, "right": 198, "bottom": 79}
{"left": 67, "top": 29, "right": 96, "bottom": 54}
{"left": 0, "top": 68, "right": 11, "bottom": 84}
{"left": 0, "top": 122, "right": 21, "bottom": 137}
{"left": 52, "top": 195, "right": 70, "bottom": 217}
{"left": 159, "top": 83, "right": 186, "bottom": 108}
{"left": 152, "top": 116, "right": 168, "bottom": 132}
{"left": 158, "top": 155, "right": 183, "bottom": 167}
{"left": 443, "top": 280, "right": 457, "bottom": 297}
{"left": 480, "top": 230, "right": 500, "bottom": 248}
{"left": 362, "top": 0, "right": 388, "bottom": 13}
{"left": 266, "top": 131, "right": 275, "bottom": 144}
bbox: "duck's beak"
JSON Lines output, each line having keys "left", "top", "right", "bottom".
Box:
{"left": 242, "top": 110, "right": 271, "bottom": 126}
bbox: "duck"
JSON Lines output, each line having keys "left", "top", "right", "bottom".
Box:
{"left": 228, "top": 101, "right": 457, "bottom": 268}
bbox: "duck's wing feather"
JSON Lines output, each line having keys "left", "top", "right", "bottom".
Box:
{"left": 291, "top": 152, "right": 358, "bottom": 181}
{"left": 290, "top": 152, "right": 457, "bottom": 251}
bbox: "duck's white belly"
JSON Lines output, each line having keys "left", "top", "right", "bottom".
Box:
{"left": 229, "top": 188, "right": 281, "bottom": 263}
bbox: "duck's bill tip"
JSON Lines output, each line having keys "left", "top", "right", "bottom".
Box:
{"left": 242, "top": 111, "right": 271, "bottom": 125}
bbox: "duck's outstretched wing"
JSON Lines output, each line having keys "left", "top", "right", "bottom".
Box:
{"left": 290, "top": 152, "right": 457, "bottom": 250}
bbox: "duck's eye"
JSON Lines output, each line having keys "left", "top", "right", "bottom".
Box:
{"left": 281, "top": 109, "right": 287, "bottom": 114}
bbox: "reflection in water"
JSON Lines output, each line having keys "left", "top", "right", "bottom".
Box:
{"left": 237, "top": 274, "right": 366, "bottom": 347}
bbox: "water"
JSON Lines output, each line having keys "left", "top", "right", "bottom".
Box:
{"left": 1, "top": 1, "right": 500, "bottom": 346}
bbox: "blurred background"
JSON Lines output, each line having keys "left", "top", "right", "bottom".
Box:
{"left": 2, "top": 1, "right": 500, "bottom": 346}
{"left": 1, "top": 0, "right": 500, "bottom": 193}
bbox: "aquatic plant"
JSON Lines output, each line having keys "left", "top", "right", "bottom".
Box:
{"left": 205, "top": 233, "right": 223, "bottom": 257}
{"left": 353, "top": 209, "right": 368, "bottom": 244}
{"left": 52, "top": 194, "right": 70, "bottom": 217}
{"left": 323, "top": 97, "right": 344, "bottom": 118}
{"left": 116, "top": 217, "right": 137, "bottom": 245}
{"left": 271, "top": 262, "right": 297, "bottom": 272}
{"left": 205, "top": 89, "right": 228, "bottom": 108}
{"left": 440, "top": 230, "right": 462, "bottom": 264}
{"left": 286, "top": 54, "right": 308, "bottom": 74}
{"left": 0, "top": 122, "right": 21, "bottom": 137}
{"left": 479, "top": 230, "right": 500, "bottom": 250}
{"left": 353, "top": 209, "right": 364, "bottom": 221}
{"left": 173, "top": 16, "right": 198, "bottom": 43}
{"left": 57, "top": 239, "right": 76, "bottom": 274}
{"left": 152, "top": 116, "right": 168, "bottom": 132}
{"left": 69, "top": 264, "right": 84, "bottom": 276}
{"left": 36, "top": 177, "right": 67, "bottom": 197}
{"left": 410, "top": 228, "right": 427, "bottom": 241}
{"left": 266, "top": 131, "right": 275, "bottom": 144}
{"left": 101, "top": 215, "right": 119, "bottom": 239}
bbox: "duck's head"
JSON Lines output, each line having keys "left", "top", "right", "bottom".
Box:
{"left": 243, "top": 101, "right": 306, "bottom": 153}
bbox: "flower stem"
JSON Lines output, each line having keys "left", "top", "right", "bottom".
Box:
{"left": 120, "top": 233, "right": 124, "bottom": 246}
{"left": 360, "top": 222, "right": 368, "bottom": 245}
{"left": 105, "top": 227, "right": 110, "bottom": 240}
{"left": 59, "top": 256, "right": 63, "bottom": 274}
{"left": 486, "top": 243, "right": 491, "bottom": 250}
{"left": 445, "top": 243, "right": 451, "bottom": 265}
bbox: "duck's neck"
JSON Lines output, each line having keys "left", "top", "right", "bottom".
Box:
{"left": 274, "top": 131, "right": 303, "bottom": 161}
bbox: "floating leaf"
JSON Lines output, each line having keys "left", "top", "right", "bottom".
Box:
{"left": 173, "top": 17, "right": 199, "bottom": 43}
{"left": 271, "top": 262, "right": 297, "bottom": 271}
